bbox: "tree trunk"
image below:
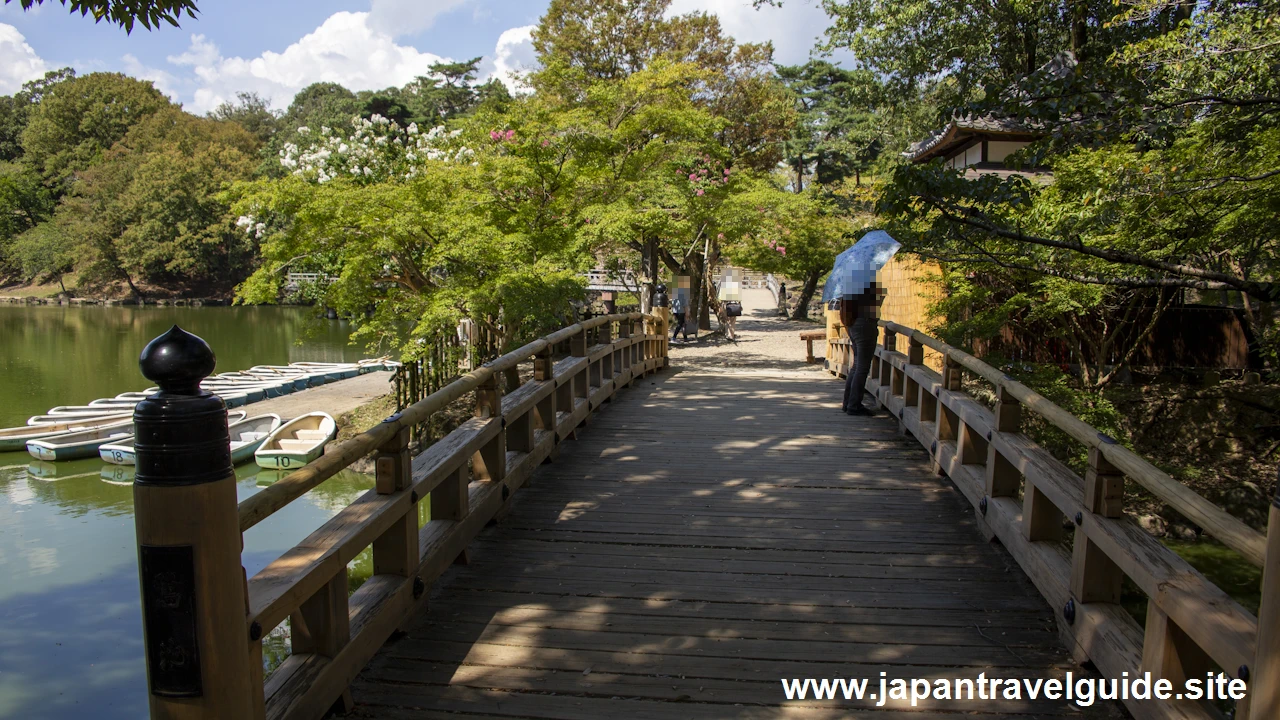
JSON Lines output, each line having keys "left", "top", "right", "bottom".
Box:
{"left": 791, "top": 267, "right": 823, "bottom": 320}
{"left": 689, "top": 252, "right": 706, "bottom": 332}
{"left": 1070, "top": 0, "right": 1088, "bottom": 58}
{"left": 640, "top": 234, "right": 657, "bottom": 314}
{"left": 123, "top": 271, "right": 146, "bottom": 301}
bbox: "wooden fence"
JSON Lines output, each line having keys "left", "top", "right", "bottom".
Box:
{"left": 828, "top": 322, "right": 1276, "bottom": 720}
{"left": 136, "top": 311, "right": 668, "bottom": 720}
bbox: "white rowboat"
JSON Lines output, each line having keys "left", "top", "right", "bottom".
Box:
{"left": 254, "top": 412, "right": 336, "bottom": 469}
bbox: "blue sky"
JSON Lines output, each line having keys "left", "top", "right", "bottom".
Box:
{"left": 0, "top": 0, "right": 840, "bottom": 113}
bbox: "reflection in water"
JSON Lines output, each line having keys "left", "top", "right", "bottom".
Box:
{"left": 0, "top": 446, "right": 376, "bottom": 719}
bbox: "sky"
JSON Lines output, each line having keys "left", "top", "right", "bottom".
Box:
{"left": 0, "top": 0, "right": 842, "bottom": 114}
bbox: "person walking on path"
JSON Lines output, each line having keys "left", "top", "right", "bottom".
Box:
{"left": 671, "top": 294, "right": 690, "bottom": 341}
{"left": 840, "top": 284, "right": 886, "bottom": 415}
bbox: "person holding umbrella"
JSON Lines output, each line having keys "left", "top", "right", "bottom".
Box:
{"left": 822, "top": 232, "right": 901, "bottom": 416}
{"left": 840, "top": 283, "right": 886, "bottom": 415}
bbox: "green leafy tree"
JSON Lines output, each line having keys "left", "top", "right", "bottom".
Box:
{"left": 776, "top": 61, "right": 885, "bottom": 190}
{"left": 9, "top": 219, "right": 76, "bottom": 291}
{"left": 20, "top": 72, "right": 171, "bottom": 186}
{"left": 55, "top": 107, "right": 260, "bottom": 295}
{"left": 533, "top": 0, "right": 734, "bottom": 83}
{"left": 5, "top": 0, "right": 198, "bottom": 32}
{"left": 720, "top": 176, "right": 864, "bottom": 318}
{"left": 0, "top": 163, "right": 55, "bottom": 278}
{"left": 0, "top": 68, "right": 78, "bottom": 163}
{"left": 875, "top": 0, "right": 1280, "bottom": 376}
{"left": 233, "top": 100, "right": 589, "bottom": 356}
{"left": 209, "top": 91, "right": 279, "bottom": 146}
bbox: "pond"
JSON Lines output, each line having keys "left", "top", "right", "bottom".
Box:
{"left": 0, "top": 305, "right": 382, "bottom": 719}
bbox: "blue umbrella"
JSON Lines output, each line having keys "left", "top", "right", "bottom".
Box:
{"left": 822, "top": 230, "right": 902, "bottom": 303}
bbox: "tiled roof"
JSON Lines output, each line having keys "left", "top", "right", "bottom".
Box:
{"left": 905, "top": 115, "right": 1037, "bottom": 162}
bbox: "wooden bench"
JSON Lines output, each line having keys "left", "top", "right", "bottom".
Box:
{"left": 798, "top": 330, "right": 826, "bottom": 363}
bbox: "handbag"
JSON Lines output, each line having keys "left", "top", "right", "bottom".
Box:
{"left": 725, "top": 301, "right": 743, "bottom": 317}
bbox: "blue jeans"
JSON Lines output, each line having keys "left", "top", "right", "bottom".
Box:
{"left": 843, "top": 318, "right": 877, "bottom": 411}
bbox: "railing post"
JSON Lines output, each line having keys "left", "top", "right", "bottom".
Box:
{"left": 131, "top": 326, "right": 260, "bottom": 719}
{"left": 904, "top": 337, "right": 923, "bottom": 409}
{"left": 986, "top": 385, "right": 1021, "bottom": 498}
{"left": 1071, "top": 448, "right": 1125, "bottom": 604}
{"left": 824, "top": 303, "right": 840, "bottom": 372}
{"left": 372, "top": 422, "right": 418, "bottom": 577}
{"left": 472, "top": 371, "right": 506, "bottom": 483}
{"left": 655, "top": 307, "right": 670, "bottom": 367}
{"left": 1248, "top": 484, "right": 1280, "bottom": 719}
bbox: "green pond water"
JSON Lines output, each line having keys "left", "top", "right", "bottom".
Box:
{"left": 0, "top": 305, "right": 382, "bottom": 719}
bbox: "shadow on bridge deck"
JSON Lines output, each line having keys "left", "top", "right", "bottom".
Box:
{"left": 351, "top": 368, "right": 1123, "bottom": 718}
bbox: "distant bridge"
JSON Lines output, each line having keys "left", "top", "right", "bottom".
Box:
{"left": 585, "top": 268, "right": 638, "bottom": 292}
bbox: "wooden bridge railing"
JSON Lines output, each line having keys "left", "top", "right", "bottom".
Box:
{"left": 829, "top": 322, "right": 1274, "bottom": 720}
{"left": 132, "top": 311, "right": 669, "bottom": 720}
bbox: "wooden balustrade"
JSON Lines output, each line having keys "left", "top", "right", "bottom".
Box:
{"left": 828, "top": 321, "right": 1270, "bottom": 720}
{"left": 137, "top": 312, "right": 665, "bottom": 720}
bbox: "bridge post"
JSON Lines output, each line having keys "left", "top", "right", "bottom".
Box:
{"left": 131, "top": 326, "right": 261, "bottom": 720}
{"left": 472, "top": 371, "right": 506, "bottom": 483}
{"left": 1070, "top": 449, "right": 1125, "bottom": 605}
{"left": 655, "top": 308, "right": 670, "bottom": 367}
{"left": 878, "top": 329, "right": 895, "bottom": 397}
{"left": 1249, "top": 484, "right": 1280, "bottom": 719}
{"left": 985, "top": 386, "right": 1021, "bottom": 499}
{"left": 824, "top": 304, "right": 840, "bottom": 373}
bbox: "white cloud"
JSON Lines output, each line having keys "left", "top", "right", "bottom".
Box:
{"left": 367, "top": 0, "right": 470, "bottom": 38}
{"left": 0, "top": 23, "right": 48, "bottom": 94}
{"left": 122, "top": 53, "right": 181, "bottom": 102}
{"left": 666, "top": 0, "right": 832, "bottom": 65}
{"left": 488, "top": 25, "right": 537, "bottom": 93}
{"left": 170, "top": 11, "right": 449, "bottom": 114}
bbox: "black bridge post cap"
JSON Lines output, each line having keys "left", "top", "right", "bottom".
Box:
{"left": 134, "top": 325, "right": 232, "bottom": 487}
{"left": 140, "top": 325, "right": 217, "bottom": 395}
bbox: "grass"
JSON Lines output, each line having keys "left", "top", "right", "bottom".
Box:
{"left": 0, "top": 277, "right": 73, "bottom": 298}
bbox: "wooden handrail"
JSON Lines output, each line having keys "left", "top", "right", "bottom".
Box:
{"left": 879, "top": 320, "right": 1265, "bottom": 567}
{"left": 827, "top": 320, "right": 1267, "bottom": 720}
{"left": 226, "top": 311, "right": 666, "bottom": 720}
{"left": 237, "top": 313, "right": 643, "bottom": 533}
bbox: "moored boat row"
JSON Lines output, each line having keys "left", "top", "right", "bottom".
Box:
{"left": 3, "top": 359, "right": 394, "bottom": 455}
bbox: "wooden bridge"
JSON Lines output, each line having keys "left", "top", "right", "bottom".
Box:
{"left": 129, "top": 308, "right": 1279, "bottom": 720}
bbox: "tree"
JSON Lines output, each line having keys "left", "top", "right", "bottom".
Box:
{"left": 57, "top": 107, "right": 260, "bottom": 295}
{"left": 776, "top": 61, "right": 885, "bottom": 190}
{"left": 6, "top": 0, "right": 198, "bottom": 32}
{"left": 0, "top": 162, "right": 55, "bottom": 278}
{"left": 0, "top": 69, "right": 78, "bottom": 163}
{"left": 816, "top": 0, "right": 1100, "bottom": 107}
{"left": 871, "top": 0, "right": 1280, "bottom": 377}
{"left": 533, "top": 0, "right": 734, "bottom": 83}
{"left": 209, "top": 91, "right": 279, "bottom": 146}
{"left": 20, "top": 72, "right": 171, "bottom": 186}
{"left": 720, "top": 176, "right": 862, "bottom": 319}
{"left": 233, "top": 105, "right": 588, "bottom": 357}
{"left": 531, "top": 0, "right": 795, "bottom": 327}
{"left": 9, "top": 219, "right": 76, "bottom": 291}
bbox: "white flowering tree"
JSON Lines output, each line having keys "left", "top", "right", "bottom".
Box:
{"left": 230, "top": 105, "right": 589, "bottom": 357}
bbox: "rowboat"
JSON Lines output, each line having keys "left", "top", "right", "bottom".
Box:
{"left": 254, "top": 412, "right": 336, "bottom": 469}
{"left": 99, "top": 411, "right": 254, "bottom": 466}
{"left": 1, "top": 414, "right": 133, "bottom": 450}
{"left": 46, "top": 403, "right": 139, "bottom": 416}
{"left": 89, "top": 397, "right": 144, "bottom": 407}
{"left": 229, "top": 414, "right": 282, "bottom": 465}
{"left": 27, "top": 419, "right": 136, "bottom": 461}
{"left": 27, "top": 413, "right": 131, "bottom": 425}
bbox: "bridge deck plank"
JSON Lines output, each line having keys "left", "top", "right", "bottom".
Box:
{"left": 353, "top": 371, "right": 1122, "bottom": 718}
